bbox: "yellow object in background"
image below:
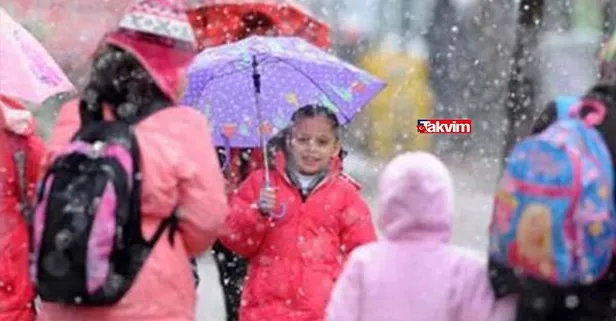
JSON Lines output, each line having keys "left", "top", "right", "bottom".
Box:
{"left": 358, "top": 51, "right": 435, "bottom": 160}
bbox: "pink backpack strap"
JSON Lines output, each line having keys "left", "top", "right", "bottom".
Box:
{"left": 568, "top": 99, "right": 607, "bottom": 126}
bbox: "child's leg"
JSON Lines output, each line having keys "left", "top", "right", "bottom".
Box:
{"left": 517, "top": 276, "right": 616, "bottom": 321}
{"left": 212, "top": 241, "right": 248, "bottom": 321}
{"left": 190, "top": 257, "right": 200, "bottom": 287}
{"left": 515, "top": 279, "right": 555, "bottom": 321}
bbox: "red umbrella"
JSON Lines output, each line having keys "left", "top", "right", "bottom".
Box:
{"left": 187, "top": 0, "right": 330, "bottom": 50}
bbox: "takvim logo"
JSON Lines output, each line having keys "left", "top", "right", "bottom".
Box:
{"left": 416, "top": 119, "right": 472, "bottom": 134}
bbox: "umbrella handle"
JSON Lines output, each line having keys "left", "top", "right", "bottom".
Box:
{"left": 269, "top": 202, "right": 288, "bottom": 219}
{"left": 261, "top": 180, "right": 287, "bottom": 219}
{"left": 221, "top": 137, "right": 231, "bottom": 172}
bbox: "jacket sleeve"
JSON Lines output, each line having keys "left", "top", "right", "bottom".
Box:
{"left": 326, "top": 248, "right": 365, "bottom": 321}
{"left": 220, "top": 171, "right": 271, "bottom": 259}
{"left": 177, "top": 115, "right": 229, "bottom": 256}
{"left": 339, "top": 188, "right": 377, "bottom": 257}
{"left": 451, "top": 255, "right": 516, "bottom": 321}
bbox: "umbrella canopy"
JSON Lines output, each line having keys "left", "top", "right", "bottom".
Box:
{"left": 187, "top": 0, "right": 330, "bottom": 50}
{"left": 0, "top": 8, "right": 75, "bottom": 105}
{"left": 182, "top": 35, "right": 385, "bottom": 148}
{"left": 16, "top": 0, "right": 198, "bottom": 80}
{"left": 21, "top": 1, "right": 129, "bottom": 76}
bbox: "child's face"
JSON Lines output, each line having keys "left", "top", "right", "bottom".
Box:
{"left": 289, "top": 115, "right": 341, "bottom": 175}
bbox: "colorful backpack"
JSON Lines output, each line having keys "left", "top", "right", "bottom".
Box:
{"left": 30, "top": 111, "right": 179, "bottom": 306}
{"left": 489, "top": 98, "right": 615, "bottom": 286}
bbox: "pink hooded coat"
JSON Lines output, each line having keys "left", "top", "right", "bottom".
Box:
{"left": 37, "top": 100, "right": 229, "bottom": 321}
{"left": 325, "top": 152, "right": 517, "bottom": 321}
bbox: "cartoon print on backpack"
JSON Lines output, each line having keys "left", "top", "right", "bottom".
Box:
{"left": 490, "top": 98, "right": 615, "bottom": 287}
{"left": 508, "top": 204, "right": 555, "bottom": 280}
{"left": 492, "top": 188, "right": 518, "bottom": 234}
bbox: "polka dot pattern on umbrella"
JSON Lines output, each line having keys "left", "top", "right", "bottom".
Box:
{"left": 182, "top": 36, "right": 386, "bottom": 148}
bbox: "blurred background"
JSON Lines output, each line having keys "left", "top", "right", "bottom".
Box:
{"left": 3, "top": 0, "right": 614, "bottom": 162}
{"left": 3, "top": 0, "right": 615, "bottom": 249}
{"left": 1, "top": 1, "right": 614, "bottom": 319}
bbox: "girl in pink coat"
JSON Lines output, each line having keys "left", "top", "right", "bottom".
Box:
{"left": 326, "top": 152, "right": 516, "bottom": 321}
{"left": 37, "top": 23, "right": 228, "bottom": 321}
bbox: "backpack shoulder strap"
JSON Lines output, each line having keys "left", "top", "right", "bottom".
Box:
{"left": 146, "top": 209, "right": 180, "bottom": 247}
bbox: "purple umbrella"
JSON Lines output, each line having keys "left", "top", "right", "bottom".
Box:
{"left": 183, "top": 35, "right": 384, "bottom": 142}
{"left": 182, "top": 35, "right": 385, "bottom": 184}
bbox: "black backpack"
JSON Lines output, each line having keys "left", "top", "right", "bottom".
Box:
{"left": 31, "top": 109, "right": 179, "bottom": 306}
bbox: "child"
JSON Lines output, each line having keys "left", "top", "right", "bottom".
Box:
{"left": 212, "top": 147, "right": 259, "bottom": 321}
{"left": 491, "top": 83, "right": 616, "bottom": 321}
{"left": 326, "top": 152, "right": 516, "bottom": 321}
{"left": 37, "top": 27, "right": 228, "bottom": 321}
{"left": 221, "top": 105, "right": 376, "bottom": 321}
{"left": 0, "top": 94, "right": 45, "bottom": 321}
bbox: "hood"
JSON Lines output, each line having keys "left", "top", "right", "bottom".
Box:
{"left": 378, "top": 152, "right": 454, "bottom": 242}
{"left": 0, "top": 94, "right": 34, "bottom": 136}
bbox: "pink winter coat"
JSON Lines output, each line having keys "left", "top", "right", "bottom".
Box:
{"left": 326, "top": 152, "right": 516, "bottom": 321}
{"left": 37, "top": 100, "right": 229, "bottom": 321}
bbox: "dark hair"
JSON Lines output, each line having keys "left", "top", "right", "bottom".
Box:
{"left": 79, "top": 45, "right": 172, "bottom": 125}
{"left": 531, "top": 82, "right": 616, "bottom": 134}
{"left": 284, "top": 104, "right": 347, "bottom": 160}
{"left": 290, "top": 104, "right": 341, "bottom": 138}
{"left": 531, "top": 81, "right": 616, "bottom": 171}
{"left": 584, "top": 81, "right": 616, "bottom": 108}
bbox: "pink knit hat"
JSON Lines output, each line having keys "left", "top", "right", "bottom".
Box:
{"left": 102, "top": 0, "right": 199, "bottom": 102}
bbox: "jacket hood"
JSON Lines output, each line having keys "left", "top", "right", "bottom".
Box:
{"left": 0, "top": 95, "right": 34, "bottom": 136}
{"left": 378, "top": 152, "right": 454, "bottom": 242}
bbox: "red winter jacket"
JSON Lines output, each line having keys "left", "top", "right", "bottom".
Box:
{"left": 221, "top": 152, "right": 377, "bottom": 321}
{"left": 0, "top": 95, "right": 44, "bottom": 321}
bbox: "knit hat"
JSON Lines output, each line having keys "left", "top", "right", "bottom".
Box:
{"left": 103, "top": 0, "right": 199, "bottom": 102}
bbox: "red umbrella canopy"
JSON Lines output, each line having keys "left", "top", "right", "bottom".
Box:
{"left": 187, "top": 0, "right": 330, "bottom": 50}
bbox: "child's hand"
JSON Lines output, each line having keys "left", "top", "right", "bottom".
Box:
{"left": 258, "top": 186, "right": 277, "bottom": 215}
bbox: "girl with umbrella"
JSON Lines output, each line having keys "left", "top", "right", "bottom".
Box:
{"left": 221, "top": 104, "right": 377, "bottom": 321}
{"left": 202, "top": 7, "right": 330, "bottom": 321}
